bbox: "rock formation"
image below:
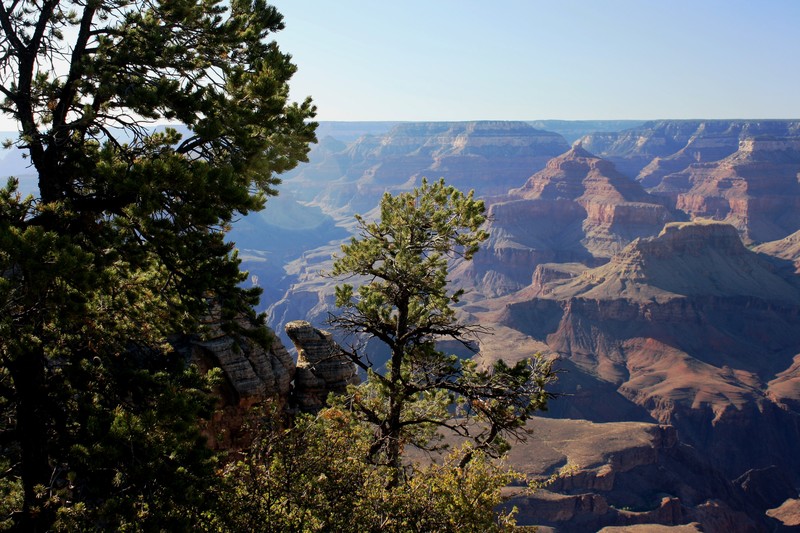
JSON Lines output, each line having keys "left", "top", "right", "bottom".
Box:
{"left": 754, "top": 229, "right": 800, "bottom": 273}
{"left": 659, "top": 138, "right": 800, "bottom": 243}
{"left": 186, "top": 313, "right": 361, "bottom": 445}
{"left": 512, "top": 144, "right": 675, "bottom": 257}
{"left": 223, "top": 121, "right": 800, "bottom": 527}
{"left": 578, "top": 120, "right": 800, "bottom": 182}
{"left": 284, "top": 320, "right": 359, "bottom": 412}
{"left": 766, "top": 498, "right": 800, "bottom": 529}
{"left": 283, "top": 120, "right": 570, "bottom": 213}
{"left": 479, "top": 221, "right": 800, "bottom": 480}
{"left": 188, "top": 310, "right": 295, "bottom": 449}
{"left": 262, "top": 121, "right": 572, "bottom": 342}
{"left": 457, "top": 145, "right": 676, "bottom": 297}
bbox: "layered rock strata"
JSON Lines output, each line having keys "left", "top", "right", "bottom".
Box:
{"left": 659, "top": 138, "right": 800, "bottom": 243}
{"left": 285, "top": 120, "right": 570, "bottom": 213}
{"left": 188, "top": 309, "right": 295, "bottom": 448}
{"left": 460, "top": 145, "right": 676, "bottom": 297}
{"left": 512, "top": 145, "right": 675, "bottom": 257}
{"left": 578, "top": 120, "right": 800, "bottom": 182}
{"left": 187, "top": 313, "right": 361, "bottom": 445}
{"left": 285, "top": 320, "right": 360, "bottom": 411}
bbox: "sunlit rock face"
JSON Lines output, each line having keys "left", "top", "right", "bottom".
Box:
{"left": 457, "top": 145, "right": 677, "bottom": 298}
{"left": 754, "top": 228, "right": 800, "bottom": 273}
{"left": 285, "top": 320, "right": 359, "bottom": 412}
{"left": 512, "top": 144, "right": 676, "bottom": 257}
{"left": 662, "top": 138, "right": 800, "bottom": 243}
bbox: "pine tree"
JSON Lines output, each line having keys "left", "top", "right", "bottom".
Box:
{"left": 0, "top": 0, "right": 315, "bottom": 529}
{"left": 329, "top": 179, "right": 556, "bottom": 482}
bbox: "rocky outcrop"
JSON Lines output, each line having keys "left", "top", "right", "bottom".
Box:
{"left": 458, "top": 146, "right": 677, "bottom": 298}
{"left": 767, "top": 498, "right": 800, "bottom": 529}
{"left": 461, "top": 198, "right": 592, "bottom": 296}
{"left": 513, "top": 145, "right": 676, "bottom": 258}
{"left": 188, "top": 310, "right": 296, "bottom": 448}
{"left": 754, "top": 228, "right": 800, "bottom": 273}
{"left": 285, "top": 320, "right": 359, "bottom": 412}
{"left": 187, "top": 312, "right": 361, "bottom": 445}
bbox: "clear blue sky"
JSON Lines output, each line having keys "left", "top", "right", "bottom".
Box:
{"left": 1, "top": 1, "right": 797, "bottom": 131}
{"left": 272, "top": 0, "right": 800, "bottom": 121}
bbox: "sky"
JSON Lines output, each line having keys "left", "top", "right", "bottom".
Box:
{"left": 271, "top": 0, "right": 800, "bottom": 121}
{"left": 1, "top": 1, "right": 799, "bottom": 131}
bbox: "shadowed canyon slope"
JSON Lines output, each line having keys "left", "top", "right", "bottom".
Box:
{"left": 502, "top": 417, "right": 781, "bottom": 532}
{"left": 230, "top": 120, "right": 800, "bottom": 531}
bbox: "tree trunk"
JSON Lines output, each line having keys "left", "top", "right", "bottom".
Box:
{"left": 10, "top": 350, "right": 53, "bottom": 532}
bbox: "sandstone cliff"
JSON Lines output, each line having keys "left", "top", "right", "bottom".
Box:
{"left": 657, "top": 138, "right": 800, "bottom": 243}
{"left": 188, "top": 311, "right": 295, "bottom": 449}
{"left": 285, "top": 320, "right": 359, "bottom": 412}
{"left": 187, "top": 311, "right": 361, "bottom": 446}
{"left": 512, "top": 144, "right": 675, "bottom": 256}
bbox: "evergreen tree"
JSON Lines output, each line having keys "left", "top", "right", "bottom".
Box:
{"left": 215, "top": 406, "right": 523, "bottom": 533}
{"left": 329, "top": 179, "right": 557, "bottom": 482}
{"left": 0, "top": 0, "right": 315, "bottom": 529}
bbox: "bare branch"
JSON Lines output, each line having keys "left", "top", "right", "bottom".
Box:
{"left": 51, "top": 2, "right": 98, "bottom": 130}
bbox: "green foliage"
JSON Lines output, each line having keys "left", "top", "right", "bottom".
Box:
{"left": 329, "top": 178, "right": 557, "bottom": 476}
{"left": 209, "top": 177, "right": 552, "bottom": 532}
{"left": 212, "top": 406, "right": 523, "bottom": 533}
{"left": 0, "top": 0, "right": 315, "bottom": 529}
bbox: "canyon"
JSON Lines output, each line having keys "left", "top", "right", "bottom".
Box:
{"left": 223, "top": 119, "right": 800, "bottom": 531}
